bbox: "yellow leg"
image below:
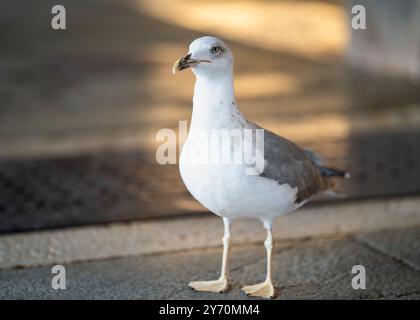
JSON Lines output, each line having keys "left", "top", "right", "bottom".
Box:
{"left": 242, "top": 221, "right": 275, "bottom": 298}
{"left": 189, "top": 217, "right": 231, "bottom": 293}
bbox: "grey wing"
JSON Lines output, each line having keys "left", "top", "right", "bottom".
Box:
{"left": 259, "top": 129, "right": 327, "bottom": 203}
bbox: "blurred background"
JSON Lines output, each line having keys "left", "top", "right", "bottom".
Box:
{"left": 0, "top": 0, "right": 420, "bottom": 233}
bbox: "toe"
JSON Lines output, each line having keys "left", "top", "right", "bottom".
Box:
{"left": 241, "top": 282, "right": 275, "bottom": 299}
{"left": 188, "top": 279, "right": 229, "bottom": 293}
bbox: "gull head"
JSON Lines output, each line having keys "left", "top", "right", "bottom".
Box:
{"left": 172, "top": 36, "right": 234, "bottom": 78}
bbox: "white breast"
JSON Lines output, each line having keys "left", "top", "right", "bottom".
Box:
{"left": 179, "top": 136, "right": 300, "bottom": 221}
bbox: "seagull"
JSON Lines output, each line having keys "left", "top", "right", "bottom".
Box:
{"left": 172, "top": 36, "right": 349, "bottom": 298}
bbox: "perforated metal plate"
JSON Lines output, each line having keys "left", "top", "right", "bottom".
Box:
{"left": 341, "top": 130, "right": 420, "bottom": 198}
{"left": 0, "top": 130, "right": 420, "bottom": 234}
{"left": 0, "top": 151, "right": 191, "bottom": 233}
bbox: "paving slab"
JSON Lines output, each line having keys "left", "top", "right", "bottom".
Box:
{"left": 1, "top": 229, "right": 419, "bottom": 300}
{"left": 2, "top": 196, "right": 420, "bottom": 270}
{"left": 355, "top": 226, "right": 420, "bottom": 271}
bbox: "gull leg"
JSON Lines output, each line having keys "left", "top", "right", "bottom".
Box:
{"left": 242, "top": 220, "right": 275, "bottom": 298}
{"left": 189, "top": 217, "right": 231, "bottom": 293}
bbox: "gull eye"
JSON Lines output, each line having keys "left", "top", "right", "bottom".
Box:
{"left": 211, "top": 45, "right": 221, "bottom": 54}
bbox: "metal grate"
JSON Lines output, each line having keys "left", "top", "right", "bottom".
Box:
{"left": 0, "top": 130, "right": 420, "bottom": 234}
{"left": 0, "top": 151, "right": 189, "bottom": 233}
{"left": 341, "top": 130, "right": 420, "bottom": 198}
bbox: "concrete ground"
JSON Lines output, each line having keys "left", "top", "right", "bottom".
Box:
{"left": 0, "top": 224, "right": 419, "bottom": 300}
{"left": 0, "top": 196, "right": 419, "bottom": 300}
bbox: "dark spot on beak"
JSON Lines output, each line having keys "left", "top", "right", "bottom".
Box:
{"left": 178, "top": 54, "right": 192, "bottom": 71}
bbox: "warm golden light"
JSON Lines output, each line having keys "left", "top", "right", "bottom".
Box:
{"left": 137, "top": 0, "right": 348, "bottom": 61}
{"left": 235, "top": 72, "right": 299, "bottom": 98}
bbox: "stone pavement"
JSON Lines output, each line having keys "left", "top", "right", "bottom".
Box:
{"left": 1, "top": 225, "right": 419, "bottom": 300}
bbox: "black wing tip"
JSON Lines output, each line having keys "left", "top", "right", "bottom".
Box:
{"left": 320, "top": 167, "right": 350, "bottom": 179}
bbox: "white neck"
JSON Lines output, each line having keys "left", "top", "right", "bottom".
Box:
{"left": 190, "top": 73, "right": 239, "bottom": 131}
